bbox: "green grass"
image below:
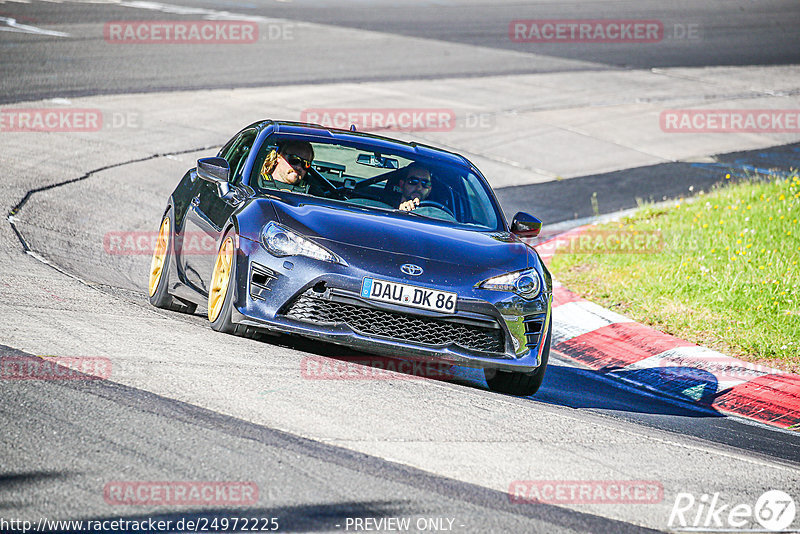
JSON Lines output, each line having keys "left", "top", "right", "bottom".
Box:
{"left": 549, "top": 171, "right": 800, "bottom": 372}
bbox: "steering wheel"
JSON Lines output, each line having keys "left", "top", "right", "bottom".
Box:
{"left": 416, "top": 200, "right": 455, "bottom": 219}
{"left": 323, "top": 186, "right": 350, "bottom": 200}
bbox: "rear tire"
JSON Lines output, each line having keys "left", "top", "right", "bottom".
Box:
{"left": 148, "top": 211, "right": 198, "bottom": 314}
{"left": 485, "top": 320, "right": 551, "bottom": 396}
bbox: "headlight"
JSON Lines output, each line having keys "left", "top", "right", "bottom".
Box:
{"left": 477, "top": 268, "right": 541, "bottom": 299}
{"left": 260, "top": 222, "right": 344, "bottom": 264}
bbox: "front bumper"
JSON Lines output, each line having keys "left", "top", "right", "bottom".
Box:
{"left": 231, "top": 236, "right": 552, "bottom": 373}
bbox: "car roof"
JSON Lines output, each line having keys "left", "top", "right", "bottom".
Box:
{"left": 251, "top": 120, "right": 472, "bottom": 169}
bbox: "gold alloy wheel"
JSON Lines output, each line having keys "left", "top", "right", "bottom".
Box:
{"left": 148, "top": 217, "right": 170, "bottom": 297}
{"left": 208, "top": 236, "right": 234, "bottom": 322}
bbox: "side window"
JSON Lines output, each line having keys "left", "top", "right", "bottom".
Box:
{"left": 218, "top": 137, "right": 236, "bottom": 160}
{"left": 222, "top": 130, "right": 257, "bottom": 183}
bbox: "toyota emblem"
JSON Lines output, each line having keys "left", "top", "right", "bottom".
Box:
{"left": 400, "top": 264, "right": 424, "bottom": 276}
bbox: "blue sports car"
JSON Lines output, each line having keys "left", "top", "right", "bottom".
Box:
{"left": 148, "top": 120, "right": 552, "bottom": 396}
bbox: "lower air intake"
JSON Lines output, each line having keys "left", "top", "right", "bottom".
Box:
{"left": 284, "top": 290, "right": 504, "bottom": 353}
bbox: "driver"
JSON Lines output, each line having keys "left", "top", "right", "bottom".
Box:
{"left": 396, "top": 163, "right": 433, "bottom": 211}
{"left": 259, "top": 141, "right": 314, "bottom": 193}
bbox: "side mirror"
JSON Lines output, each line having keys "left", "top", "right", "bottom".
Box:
{"left": 197, "top": 157, "right": 230, "bottom": 184}
{"left": 511, "top": 212, "right": 542, "bottom": 238}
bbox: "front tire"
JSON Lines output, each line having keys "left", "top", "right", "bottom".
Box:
{"left": 148, "top": 212, "right": 197, "bottom": 314}
{"left": 208, "top": 232, "right": 238, "bottom": 334}
{"left": 485, "top": 320, "right": 551, "bottom": 396}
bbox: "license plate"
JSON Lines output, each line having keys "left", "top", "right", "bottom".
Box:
{"left": 360, "top": 277, "right": 457, "bottom": 313}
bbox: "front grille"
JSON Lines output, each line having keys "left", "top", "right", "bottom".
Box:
{"left": 284, "top": 290, "right": 504, "bottom": 353}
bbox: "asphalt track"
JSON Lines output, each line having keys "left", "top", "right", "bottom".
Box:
{"left": 1, "top": 1, "right": 800, "bottom": 533}
{"left": 2, "top": 0, "right": 799, "bottom": 103}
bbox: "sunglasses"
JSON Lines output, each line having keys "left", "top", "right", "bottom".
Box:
{"left": 405, "top": 177, "right": 431, "bottom": 188}
{"left": 284, "top": 153, "right": 312, "bottom": 170}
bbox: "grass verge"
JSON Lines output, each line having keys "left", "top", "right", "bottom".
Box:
{"left": 548, "top": 171, "right": 800, "bottom": 373}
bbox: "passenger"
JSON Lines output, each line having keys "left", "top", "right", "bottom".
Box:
{"left": 396, "top": 163, "right": 433, "bottom": 211}
{"left": 260, "top": 141, "right": 314, "bottom": 193}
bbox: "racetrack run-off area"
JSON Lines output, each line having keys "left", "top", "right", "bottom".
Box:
{"left": 535, "top": 228, "right": 800, "bottom": 430}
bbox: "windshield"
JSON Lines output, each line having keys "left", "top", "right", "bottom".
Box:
{"left": 250, "top": 138, "right": 504, "bottom": 231}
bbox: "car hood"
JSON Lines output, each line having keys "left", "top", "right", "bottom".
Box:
{"left": 268, "top": 198, "right": 533, "bottom": 278}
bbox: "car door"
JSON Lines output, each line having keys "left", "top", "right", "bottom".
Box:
{"left": 182, "top": 129, "right": 257, "bottom": 295}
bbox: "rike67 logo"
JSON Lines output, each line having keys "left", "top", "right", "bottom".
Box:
{"left": 668, "top": 490, "right": 796, "bottom": 532}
